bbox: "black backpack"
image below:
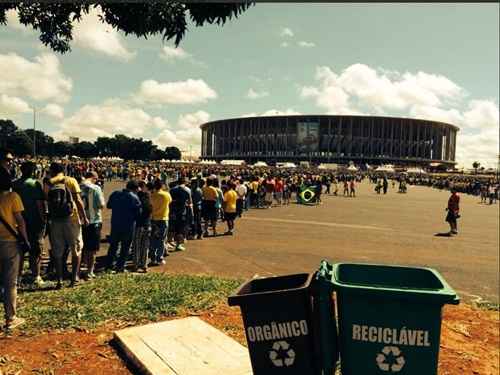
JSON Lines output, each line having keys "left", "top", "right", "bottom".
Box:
{"left": 47, "top": 179, "right": 74, "bottom": 219}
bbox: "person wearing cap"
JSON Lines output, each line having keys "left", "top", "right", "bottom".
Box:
{"left": 106, "top": 180, "right": 141, "bottom": 272}
{"left": 80, "top": 171, "right": 105, "bottom": 279}
{"left": 12, "top": 161, "right": 47, "bottom": 287}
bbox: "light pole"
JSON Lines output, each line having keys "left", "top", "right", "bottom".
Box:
{"left": 33, "top": 107, "right": 36, "bottom": 159}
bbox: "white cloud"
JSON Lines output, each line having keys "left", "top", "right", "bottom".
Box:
{"left": 409, "top": 105, "right": 464, "bottom": 125}
{"left": 159, "top": 46, "right": 190, "bottom": 61}
{"left": 154, "top": 111, "right": 211, "bottom": 155}
{"left": 280, "top": 42, "right": 289, "bottom": 48}
{"left": 177, "top": 111, "right": 210, "bottom": 129}
{"left": 302, "top": 64, "right": 465, "bottom": 114}
{"left": 240, "top": 109, "right": 302, "bottom": 117}
{"left": 54, "top": 103, "right": 169, "bottom": 141}
{"left": 280, "top": 28, "right": 294, "bottom": 37}
{"left": 456, "top": 127, "right": 499, "bottom": 168}
{"left": 462, "top": 100, "right": 499, "bottom": 130}
{"left": 41, "top": 104, "right": 64, "bottom": 119}
{"left": 298, "top": 41, "right": 316, "bottom": 48}
{"left": 0, "top": 53, "right": 73, "bottom": 103}
{"left": 135, "top": 79, "right": 217, "bottom": 105}
{"left": 73, "top": 8, "right": 136, "bottom": 61}
{"left": 0, "top": 94, "right": 31, "bottom": 116}
{"left": 247, "top": 88, "right": 270, "bottom": 100}
{"left": 301, "top": 63, "right": 498, "bottom": 167}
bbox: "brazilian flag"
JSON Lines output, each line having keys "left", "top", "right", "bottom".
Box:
{"left": 298, "top": 186, "right": 316, "bottom": 205}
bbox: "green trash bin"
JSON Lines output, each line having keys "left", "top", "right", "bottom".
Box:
{"left": 332, "top": 263, "right": 459, "bottom": 375}
{"left": 311, "top": 260, "right": 340, "bottom": 374}
{"left": 229, "top": 272, "right": 339, "bottom": 374}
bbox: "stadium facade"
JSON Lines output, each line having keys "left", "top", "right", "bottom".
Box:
{"left": 200, "top": 115, "right": 459, "bottom": 166}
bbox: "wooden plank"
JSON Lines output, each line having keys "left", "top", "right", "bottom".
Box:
{"left": 114, "top": 317, "right": 253, "bottom": 375}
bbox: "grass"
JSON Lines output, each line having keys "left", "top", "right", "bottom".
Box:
{"left": 17, "top": 273, "right": 240, "bottom": 332}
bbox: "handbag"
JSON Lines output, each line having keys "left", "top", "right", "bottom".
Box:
{"left": 0, "top": 214, "right": 31, "bottom": 253}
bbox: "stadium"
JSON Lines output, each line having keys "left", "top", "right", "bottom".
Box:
{"left": 200, "top": 115, "right": 459, "bottom": 167}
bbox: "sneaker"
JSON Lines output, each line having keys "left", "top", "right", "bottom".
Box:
{"left": 5, "top": 317, "right": 25, "bottom": 330}
{"left": 33, "top": 276, "right": 45, "bottom": 288}
{"left": 175, "top": 244, "right": 186, "bottom": 252}
{"left": 55, "top": 281, "right": 63, "bottom": 290}
{"left": 87, "top": 272, "right": 96, "bottom": 279}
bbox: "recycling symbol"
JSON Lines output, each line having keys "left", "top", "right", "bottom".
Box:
{"left": 269, "top": 340, "right": 296, "bottom": 367}
{"left": 376, "top": 346, "right": 406, "bottom": 372}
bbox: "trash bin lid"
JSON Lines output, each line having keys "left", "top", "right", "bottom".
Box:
{"left": 228, "top": 273, "right": 313, "bottom": 307}
{"left": 332, "top": 263, "right": 459, "bottom": 305}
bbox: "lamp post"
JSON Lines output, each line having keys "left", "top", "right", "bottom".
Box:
{"left": 33, "top": 107, "right": 36, "bottom": 159}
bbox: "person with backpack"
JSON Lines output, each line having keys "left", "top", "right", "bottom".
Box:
{"left": 0, "top": 171, "right": 30, "bottom": 330}
{"left": 45, "top": 163, "right": 88, "bottom": 289}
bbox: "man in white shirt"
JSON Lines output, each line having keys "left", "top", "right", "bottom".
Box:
{"left": 235, "top": 179, "right": 247, "bottom": 218}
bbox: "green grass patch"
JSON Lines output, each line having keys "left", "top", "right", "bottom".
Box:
{"left": 17, "top": 273, "right": 240, "bottom": 332}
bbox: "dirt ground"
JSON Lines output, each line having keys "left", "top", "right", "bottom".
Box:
{"left": 0, "top": 302, "right": 498, "bottom": 375}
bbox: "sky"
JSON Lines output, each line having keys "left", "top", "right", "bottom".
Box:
{"left": 0, "top": 3, "right": 498, "bottom": 167}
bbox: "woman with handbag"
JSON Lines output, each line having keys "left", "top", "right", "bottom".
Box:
{"left": 0, "top": 174, "right": 30, "bottom": 331}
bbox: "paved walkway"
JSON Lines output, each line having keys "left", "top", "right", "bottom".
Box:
{"left": 99, "top": 180, "right": 499, "bottom": 304}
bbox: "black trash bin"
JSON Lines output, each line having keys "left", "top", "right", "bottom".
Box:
{"left": 228, "top": 273, "right": 321, "bottom": 374}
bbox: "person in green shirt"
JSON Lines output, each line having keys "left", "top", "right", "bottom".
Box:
{"left": 12, "top": 161, "right": 47, "bottom": 287}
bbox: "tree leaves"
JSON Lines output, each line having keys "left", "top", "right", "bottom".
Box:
{"left": 1, "top": 2, "right": 254, "bottom": 54}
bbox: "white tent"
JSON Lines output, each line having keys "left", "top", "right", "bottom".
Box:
{"left": 195, "top": 160, "right": 215, "bottom": 165}
{"left": 277, "top": 162, "right": 297, "bottom": 168}
{"left": 375, "top": 165, "right": 395, "bottom": 173}
{"left": 221, "top": 160, "right": 245, "bottom": 166}
{"left": 406, "top": 167, "right": 427, "bottom": 174}
{"left": 347, "top": 165, "right": 358, "bottom": 171}
{"left": 253, "top": 161, "right": 268, "bottom": 167}
{"left": 318, "top": 163, "right": 338, "bottom": 170}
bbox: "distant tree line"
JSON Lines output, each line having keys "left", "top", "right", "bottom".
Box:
{"left": 0, "top": 119, "right": 181, "bottom": 160}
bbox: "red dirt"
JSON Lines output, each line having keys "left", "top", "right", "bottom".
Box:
{"left": 0, "top": 303, "right": 497, "bottom": 375}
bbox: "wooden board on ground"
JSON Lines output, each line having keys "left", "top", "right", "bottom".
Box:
{"left": 114, "top": 317, "right": 253, "bottom": 375}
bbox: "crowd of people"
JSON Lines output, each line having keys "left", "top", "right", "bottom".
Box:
{"left": 0, "top": 148, "right": 498, "bottom": 331}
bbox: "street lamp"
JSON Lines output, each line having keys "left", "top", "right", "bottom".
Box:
{"left": 33, "top": 107, "right": 36, "bottom": 159}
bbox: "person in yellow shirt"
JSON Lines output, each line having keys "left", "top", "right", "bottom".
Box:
{"left": 249, "top": 178, "right": 260, "bottom": 208}
{"left": 223, "top": 182, "right": 239, "bottom": 235}
{"left": 149, "top": 179, "right": 172, "bottom": 265}
{"left": 0, "top": 175, "right": 29, "bottom": 330}
{"left": 202, "top": 178, "right": 219, "bottom": 237}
